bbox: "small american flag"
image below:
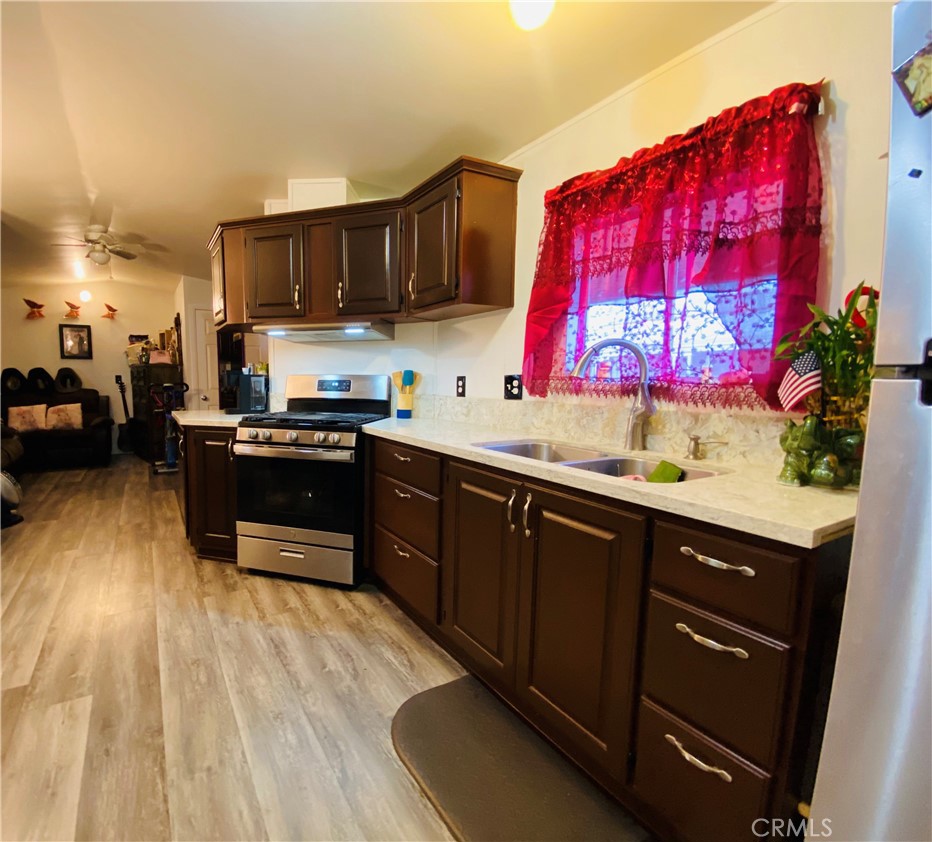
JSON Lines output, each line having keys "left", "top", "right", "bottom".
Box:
{"left": 778, "top": 350, "right": 822, "bottom": 411}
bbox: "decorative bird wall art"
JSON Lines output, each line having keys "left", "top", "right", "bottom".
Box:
{"left": 101, "top": 303, "right": 118, "bottom": 320}
{"left": 64, "top": 301, "right": 81, "bottom": 319}
{"left": 23, "top": 298, "right": 45, "bottom": 319}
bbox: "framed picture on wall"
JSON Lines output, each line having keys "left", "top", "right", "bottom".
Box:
{"left": 59, "top": 324, "right": 93, "bottom": 360}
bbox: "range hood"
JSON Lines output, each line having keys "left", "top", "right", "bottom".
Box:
{"left": 252, "top": 321, "right": 395, "bottom": 343}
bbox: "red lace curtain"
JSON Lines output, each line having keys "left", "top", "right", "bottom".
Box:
{"left": 522, "top": 82, "right": 823, "bottom": 410}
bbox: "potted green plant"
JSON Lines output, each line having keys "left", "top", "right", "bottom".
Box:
{"left": 774, "top": 282, "right": 879, "bottom": 487}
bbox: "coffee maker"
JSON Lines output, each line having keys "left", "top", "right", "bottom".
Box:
{"left": 221, "top": 371, "right": 268, "bottom": 414}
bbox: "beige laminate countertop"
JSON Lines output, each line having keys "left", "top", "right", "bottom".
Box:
{"left": 364, "top": 418, "right": 858, "bottom": 550}
{"left": 172, "top": 410, "right": 245, "bottom": 428}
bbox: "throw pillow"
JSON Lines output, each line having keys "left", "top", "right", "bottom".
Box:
{"left": 7, "top": 404, "right": 47, "bottom": 432}
{"left": 46, "top": 403, "right": 83, "bottom": 431}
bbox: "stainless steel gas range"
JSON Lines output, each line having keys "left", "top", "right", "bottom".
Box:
{"left": 233, "top": 374, "right": 391, "bottom": 585}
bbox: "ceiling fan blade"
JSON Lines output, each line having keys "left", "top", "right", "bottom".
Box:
{"left": 109, "top": 246, "right": 137, "bottom": 260}
{"left": 51, "top": 243, "right": 86, "bottom": 247}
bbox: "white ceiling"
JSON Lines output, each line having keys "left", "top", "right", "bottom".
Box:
{"left": 2, "top": 1, "right": 764, "bottom": 290}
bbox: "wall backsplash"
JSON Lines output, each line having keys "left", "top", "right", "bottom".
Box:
{"left": 270, "top": 385, "right": 795, "bottom": 468}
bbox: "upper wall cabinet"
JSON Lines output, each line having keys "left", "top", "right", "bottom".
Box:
{"left": 209, "top": 156, "right": 521, "bottom": 328}
{"left": 244, "top": 222, "right": 305, "bottom": 319}
{"left": 405, "top": 159, "right": 521, "bottom": 320}
{"left": 334, "top": 210, "right": 402, "bottom": 316}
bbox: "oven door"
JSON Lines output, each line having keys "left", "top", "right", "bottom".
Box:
{"left": 234, "top": 443, "right": 360, "bottom": 538}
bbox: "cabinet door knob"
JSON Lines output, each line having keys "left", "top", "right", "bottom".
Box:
{"left": 506, "top": 489, "right": 517, "bottom": 533}
{"left": 675, "top": 622, "right": 749, "bottom": 659}
{"left": 393, "top": 544, "right": 410, "bottom": 559}
{"left": 680, "top": 546, "right": 756, "bottom": 577}
{"left": 664, "top": 734, "right": 733, "bottom": 783}
{"left": 522, "top": 492, "right": 532, "bottom": 538}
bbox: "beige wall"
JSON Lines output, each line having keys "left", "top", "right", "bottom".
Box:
{"left": 270, "top": 3, "right": 896, "bottom": 406}
{"left": 2, "top": 280, "right": 179, "bottom": 444}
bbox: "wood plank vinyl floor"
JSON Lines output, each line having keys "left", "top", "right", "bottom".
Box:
{"left": 1, "top": 456, "right": 463, "bottom": 841}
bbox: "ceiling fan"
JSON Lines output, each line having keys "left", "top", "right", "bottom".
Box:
{"left": 54, "top": 224, "right": 138, "bottom": 265}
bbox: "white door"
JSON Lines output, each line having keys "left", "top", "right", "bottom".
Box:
{"left": 192, "top": 307, "right": 219, "bottom": 409}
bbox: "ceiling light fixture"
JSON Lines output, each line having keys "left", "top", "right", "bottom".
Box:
{"left": 73, "top": 260, "right": 86, "bottom": 279}
{"left": 509, "top": 0, "right": 555, "bottom": 31}
{"left": 88, "top": 244, "right": 111, "bottom": 265}
{"left": 79, "top": 290, "right": 92, "bottom": 303}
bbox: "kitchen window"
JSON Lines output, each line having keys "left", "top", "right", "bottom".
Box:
{"left": 523, "top": 82, "right": 824, "bottom": 410}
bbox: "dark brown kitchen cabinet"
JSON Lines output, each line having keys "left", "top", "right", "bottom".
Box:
{"left": 334, "top": 210, "right": 402, "bottom": 315}
{"left": 405, "top": 160, "right": 521, "bottom": 319}
{"left": 304, "top": 220, "right": 336, "bottom": 320}
{"left": 442, "top": 463, "right": 647, "bottom": 777}
{"left": 182, "top": 426, "right": 237, "bottom": 561}
{"left": 370, "top": 439, "right": 443, "bottom": 626}
{"left": 515, "top": 484, "right": 646, "bottom": 778}
{"left": 443, "top": 462, "right": 521, "bottom": 688}
{"left": 210, "top": 235, "right": 226, "bottom": 325}
{"left": 209, "top": 156, "right": 521, "bottom": 328}
{"left": 207, "top": 228, "right": 246, "bottom": 326}
{"left": 244, "top": 222, "right": 304, "bottom": 318}
{"left": 406, "top": 177, "right": 458, "bottom": 310}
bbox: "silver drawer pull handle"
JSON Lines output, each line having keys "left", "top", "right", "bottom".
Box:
{"left": 506, "top": 489, "right": 517, "bottom": 533}
{"left": 393, "top": 544, "right": 410, "bottom": 558}
{"left": 393, "top": 453, "right": 412, "bottom": 463}
{"left": 522, "top": 492, "right": 532, "bottom": 538}
{"left": 394, "top": 488, "right": 411, "bottom": 499}
{"left": 680, "top": 546, "right": 756, "bottom": 577}
{"left": 279, "top": 549, "right": 304, "bottom": 559}
{"left": 664, "top": 734, "right": 733, "bottom": 783}
{"left": 675, "top": 622, "right": 749, "bottom": 659}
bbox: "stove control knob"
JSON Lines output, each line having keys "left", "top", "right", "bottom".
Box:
{"left": 287, "top": 431, "right": 299, "bottom": 443}
{"left": 314, "top": 432, "right": 327, "bottom": 444}
{"left": 328, "top": 433, "right": 341, "bottom": 445}
{"left": 247, "top": 429, "right": 258, "bottom": 440}
{"left": 261, "top": 430, "right": 273, "bottom": 441}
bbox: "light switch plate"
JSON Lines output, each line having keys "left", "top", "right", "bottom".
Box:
{"left": 504, "top": 374, "right": 523, "bottom": 400}
{"left": 456, "top": 376, "right": 466, "bottom": 397}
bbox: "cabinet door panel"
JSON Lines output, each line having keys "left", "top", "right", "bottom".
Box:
{"left": 335, "top": 210, "right": 401, "bottom": 315}
{"left": 517, "top": 486, "right": 646, "bottom": 778}
{"left": 188, "top": 427, "right": 237, "bottom": 560}
{"left": 443, "top": 463, "right": 519, "bottom": 687}
{"left": 210, "top": 237, "right": 225, "bottom": 325}
{"left": 407, "top": 178, "right": 457, "bottom": 310}
{"left": 245, "top": 223, "right": 304, "bottom": 318}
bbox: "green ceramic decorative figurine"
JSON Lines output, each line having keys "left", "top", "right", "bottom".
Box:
{"left": 778, "top": 414, "right": 864, "bottom": 488}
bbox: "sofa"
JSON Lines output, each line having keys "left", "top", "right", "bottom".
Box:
{"left": 1, "top": 384, "right": 114, "bottom": 471}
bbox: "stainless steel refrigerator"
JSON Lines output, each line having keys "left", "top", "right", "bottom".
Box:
{"left": 809, "top": 1, "right": 932, "bottom": 840}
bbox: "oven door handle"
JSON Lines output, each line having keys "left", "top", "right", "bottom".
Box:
{"left": 233, "top": 443, "right": 356, "bottom": 462}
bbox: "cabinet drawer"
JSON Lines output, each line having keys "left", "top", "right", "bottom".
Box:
{"left": 652, "top": 522, "right": 803, "bottom": 635}
{"left": 372, "top": 525, "right": 439, "bottom": 624}
{"left": 374, "top": 473, "right": 440, "bottom": 559}
{"left": 642, "top": 592, "right": 790, "bottom": 768}
{"left": 633, "top": 699, "right": 771, "bottom": 842}
{"left": 373, "top": 440, "right": 441, "bottom": 496}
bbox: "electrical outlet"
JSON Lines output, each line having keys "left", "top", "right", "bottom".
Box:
{"left": 456, "top": 376, "right": 466, "bottom": 397}
{"left": 504, "top": 374, "right": 523, "bottom": 400}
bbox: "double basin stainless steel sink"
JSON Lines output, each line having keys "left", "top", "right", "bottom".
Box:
{"left": 475, "top": 439, "right": 726, "bottom": 481}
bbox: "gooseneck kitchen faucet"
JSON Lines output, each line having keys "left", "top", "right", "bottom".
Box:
{"left": 569, "top": 338, "right": 655, "bottom": 450}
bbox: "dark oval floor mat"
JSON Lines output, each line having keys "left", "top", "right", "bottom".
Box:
{"left": 392, "top": 675, "right": 653, "bottom": 842}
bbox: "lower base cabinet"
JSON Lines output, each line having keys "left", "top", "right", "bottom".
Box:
{"left": 369, "top": 446, "right": 836, "bottom": 842}
{"left": 442, "top": 462, "right": 646, "bottom": 779}
{"left": 181, "top": 426, "right": 237, "bottom": 561}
